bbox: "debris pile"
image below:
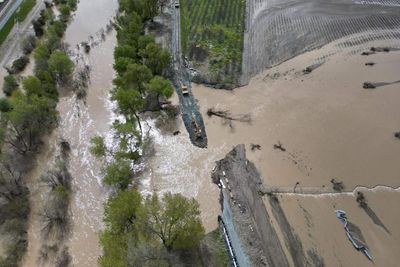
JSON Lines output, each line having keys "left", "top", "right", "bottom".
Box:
{"left": 335, "top": 210, "right": 373, "bottom": 261}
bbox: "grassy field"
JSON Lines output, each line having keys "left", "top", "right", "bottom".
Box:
{"left": 0, "top": 0, "right": 37, "bottom": 45}
{"left": 180, "top": 0, "right": 246, "bottom": 85}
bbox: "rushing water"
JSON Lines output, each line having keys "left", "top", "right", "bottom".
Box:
{"left": 23, "top": 0, "right": 118, "bottom": 266}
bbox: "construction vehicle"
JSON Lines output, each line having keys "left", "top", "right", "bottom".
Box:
{"left": 191, "top": 117, "right": 202, "bottom": 139}
{"left": 181, "top": 84, "right": 189, "bottom": 96}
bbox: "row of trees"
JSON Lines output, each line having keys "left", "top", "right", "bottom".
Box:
{"left": 91, "top": 1, "right": 206, "bottom": 266}
{"left": 0, "top": 1, "right": 77, "bottom": 266}
{"left": 1, "top": 4, "right": 75, "bottom": 155}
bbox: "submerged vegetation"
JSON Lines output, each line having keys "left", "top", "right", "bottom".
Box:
{"left": 0, "top": 0, "right": 76, "bottom": 265}
{"left": 180, "top": 0, "right": 246, "bottom": 87}
{"left": 89, "top": 0, "right": 210, "bottom": 266}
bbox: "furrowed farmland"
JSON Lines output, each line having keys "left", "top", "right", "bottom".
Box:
{"left": 180, "top": 0, "right": 246, "bottom": 87}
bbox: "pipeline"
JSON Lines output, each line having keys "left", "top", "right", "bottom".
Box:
{"left": 218, "top": 216, "right": 239, "bottom": 267}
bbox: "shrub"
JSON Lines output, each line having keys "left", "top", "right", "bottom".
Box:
{"left": 22, "top": 35, "right": 37, "bottom": 54}
{"left": 2, "top": 75, "right": 18, "bottom": 96}
{"left": 11, "top": 56, "right": 30, "bottom": 73}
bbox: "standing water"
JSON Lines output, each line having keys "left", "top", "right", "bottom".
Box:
{"left": 23, "top": 0, "right": 119, "bottom": 266}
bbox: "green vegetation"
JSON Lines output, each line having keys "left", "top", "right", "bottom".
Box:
{"left": 180, "top": 0, "right": 246, "bottom": 86}
{"left": 99, "top": 190, "right": 205, "bottom": 267}
{"left": 48, "top": 50, "right": 74, "bottom": 83}
{"left": 0, "top": 1, "right": 77, "bottom": 265}
{"left": 2, "top": 75, "right": 18, "bottom": 96}
{"left": 0, "top": 0, "right": 37, "bottom": 45}
{"left": 88, "top": 1, "right": 208, "bottom": 266}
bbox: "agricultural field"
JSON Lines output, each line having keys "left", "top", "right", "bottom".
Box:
{"left": 180, "top": 0, "right": 246, "bottom": 87}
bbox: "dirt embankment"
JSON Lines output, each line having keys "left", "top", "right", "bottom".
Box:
{"left": 212, "top": 144, "right": 289, "bottom": 266}
{"left": 212, "top": 145, "right": 328, "bottom": 266}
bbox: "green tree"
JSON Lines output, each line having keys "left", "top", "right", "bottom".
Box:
{"left": 48, "top": 50, "right": 74, "bottom": 83}
{"left": 114, "top": 44, "right": 137, "bottom": 60}
{"left": 119, "top": 63, "right": 152, "bottom": 92}
{"left": 113, "top": 57, "right": 134, "bottom": 76}
{"left": 112, "top": 120, "right": 141, "bottom": 161}
{"left": 104, "top": 160, "right": 133, "bottom": 189}
{"left": 99, "top": 230, "right": 129, "bottom": 267}
{"left": 34, "top": 43, "right": 50, "bottom": 72}
{"left": 36, "top": 70, "right": 58, "bottom": 100}
{"left": 145, "top": 76, "right": 174, "bottom": 108}
{"left": 0, "top": 94, "right": 58, "bottom": 154}
{"left": 0, "top": 98, "right": 12, "bottom": 112}
{"left": 58, "top": 5, "right": 71, "bottom": 21}
{"left": 139, "top": 193, "right": 205, "bottom": 251}
{"left": 119, "top": 0, "right": 144, "bottom": 14}
{"left": 11, "top": 56, "right": 30, "bottom": 73}
{"left": 137, "top": 34, "right": 155, "bottom": 50}
{"left": 22, "top": 76, "right": 42, "bottom": 96}
{"left": 48, "top": 20, "right": 66, "bottom": 38}
{"left": 22, "top": 35, "right": 37, "bottom": 55}
{"left": 139, "top": 43, "right": 170, "bottom": 75}
{"left": 143, "top": 0, "right": 158, "bottom": 19}
{"left": 112, "top": 87, "right": 145, "bottom": 136}
{"left": 115, "top": 13, "right": 142, "bottom": 46}
{"left": 3, "top": 75, "right": 18, "bottom": 96}
{"left": 104, "top": 189, "right": 142, "bottom": 234}
{"left": 90, "top": 136, "right": 107, "bottom": 158}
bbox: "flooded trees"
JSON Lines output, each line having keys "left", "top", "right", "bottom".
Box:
{"left": 0, "top": 93, "right": 58, "bottom": 155}
{"left": 99, "top": 190, "right": 142, "bottom": 267}
{"left": 99, "top": 190, "right": 205, "bottom": 267}
{"left": 95, "top": 1, "right": 206, "bottom": 265}
{"left": 48, "top": 50, "right": 74, "bottom": 84}
{"left": 103, "top": 160, "right": 133, "bottom": 190}
{"left": 140, "top": 193, "right": 205, "bottom": 251}
{"left": 0, "top": 160, "right": 30, "bottom": 266}
{"left": 145, "top": 76, "right": 174, "bottom": 110}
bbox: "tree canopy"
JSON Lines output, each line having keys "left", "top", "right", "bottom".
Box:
{"left": 48, "top": 50, "right": 74, "bottom": 82}
{"left": 99, "top": 191, "right": 205, "bottom": 266}
{"left": 139, "top": 193, "right": 205, "bottom": 251}
{"left": 3, "top": 75, "right": 19, "bottom": 97}
{"left": 139, "top": 43, "right": 170, "bottom": 75}
{"left": 103, "top": 160, "right": 133, "bottom": 190}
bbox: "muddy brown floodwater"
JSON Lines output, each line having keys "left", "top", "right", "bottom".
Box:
{"left": 143, "top": 33, "right": 400, "bottom": 236}
{"left": 23, "top": 0, "right": 119, "bottom": 266}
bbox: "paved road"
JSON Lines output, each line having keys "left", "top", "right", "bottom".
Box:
{"left": 0, "top": 0, "right": 44, "bottom": 67}
{"left": 172, "top": 3, "right": 207, "bottom": 148}
{"left": 0, "top": 0, "right": 23, "bottom": 30}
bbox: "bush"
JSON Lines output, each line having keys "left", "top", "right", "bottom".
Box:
{"left": 0, "top": 98, "right": 13, "bottom": 112}
{"left": 2, "top": 75, "right": 19, "bottom": 96}
{"left": 22, "top": 35, "right": 37, "bottom": 54}
{"left": 58, "top": 5, "right": 71, "bottom": 21}
{"left": 11, "top": 56, "right": 30, "bottom": 73}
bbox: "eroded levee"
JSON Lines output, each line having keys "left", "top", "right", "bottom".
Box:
{"left": 212, "top": 145, "right": 289, "bottom": 266}
{"left": 241, "top": 0, "right": 400, "bottom": 83}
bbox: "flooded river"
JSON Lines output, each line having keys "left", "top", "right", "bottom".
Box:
{"left": 23, "top": 0, "right": 118, "bottom": 266}
{"left": 14, "top": 0, "right": 400, "bottom": 265}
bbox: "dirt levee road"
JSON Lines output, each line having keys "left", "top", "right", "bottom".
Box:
{"left": 242, "top": 0, "right": 400, "bottom": 83}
